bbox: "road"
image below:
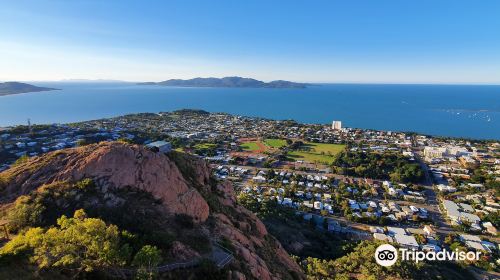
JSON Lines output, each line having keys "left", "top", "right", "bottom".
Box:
{"left": 222, "top": 161, "right": 499, "bottom": 240}
{"left": 218, "top": 163, "right": 373, "bottom": 182}
{"left": 217, "top": 149, "right": 500, "bottom": 278}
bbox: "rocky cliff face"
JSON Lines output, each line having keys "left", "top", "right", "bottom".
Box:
{"left": 0, "top": 142, "right": 304, "bottom": 279}
{"left": 1, "top": 142, "right": 209, "bottom": 222}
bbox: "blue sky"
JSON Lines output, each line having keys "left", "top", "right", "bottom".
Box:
{"left": 1, "top": 0, "right": 499, "bottom": 83}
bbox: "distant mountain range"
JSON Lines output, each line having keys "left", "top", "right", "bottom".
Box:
{"left": 138, "top": 76, "right": 308, "bottom": 88}
{"left": 0, "top": 82, "right": 59, "bottom": 96}
{"left": 58, "top": 79, "right": 129, "bottom": 83}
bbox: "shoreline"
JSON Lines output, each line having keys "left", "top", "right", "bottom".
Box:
{"left": 1, "top": 110, "right": 499, "bottom": 142}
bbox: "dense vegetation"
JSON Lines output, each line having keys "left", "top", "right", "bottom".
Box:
{"left": 238, "top": 194, "right": 352, "bottom": 260}
{"left": 237, "top": 194, "right": 475, "bottom": 280}
{"left": 452, "top": 165, "right": 500, "bottom": 195}
{"left": 0, "top": 179, "right": 212, "bottom": 279}
{"left": 332, "top": 151, "right": 424, "bottom": 183}
{"left": 0, "top": 208, "right": 166, "bottom": 279}
{"left": 301, "top": 240, "right": 475, "bottom": 280}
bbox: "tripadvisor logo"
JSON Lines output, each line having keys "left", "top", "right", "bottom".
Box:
{"left": 375, "top": 244, "right": 398, "bottom": 267}
{"left": 374, "top": 244, "right": 481, "bottom": 267}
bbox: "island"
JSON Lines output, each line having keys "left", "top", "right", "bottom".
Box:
{"left": 137, "top": 76, "right": 308, "bottom": 88}
{"left": 0, "top": 82, "right": 59, "bottom": 96}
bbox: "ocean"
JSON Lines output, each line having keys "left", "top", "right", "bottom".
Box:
{"left": 0, "top": 82, "right": 499, "bottom": 139}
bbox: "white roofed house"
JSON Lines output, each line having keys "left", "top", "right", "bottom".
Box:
{"left": 388, "top": 187, "right": 397, "bottom": 196}
{"left": 443, "top": 199, "right": 482, "bottom": 227}
{"left": 314, "top": 201, "right": 323, "bottom": 210}
{"left": 368, "top": 201, "right": 378, "bottom": 209}
{"left": 303, "top": 201, "right": 314, "bottom": 209}
{"left": 460, "top": 212, "right": 481, "bottom": 225}
{"left": 387, "top": 226, "right": 419, "bottom": 250}
{"left": 423, "top": 225, "right": 436, "bottom": 237}
{"left": 383, "top": 180, "right": 392, "bottom": 188}
{"left": 459, "top": 234, "right": 488, "bottom": 252}
{"left": 442, "top": 200, "right": 461, "bottom": 223}
{"left": 482, "top": 222, "right": 498, "bottom": 236}
{"left": 323, "top": 203, "right": 333, "bottom": 213}
{"left": 146, "top": 140, "right": 172, "bottom": 153}
{"left": 437, "top": 184, "right": 457, "bottom": 193}
{"left": 422, "top": 244, "right": 442, "bottom": 252}
{"left": 369, "top": 226, "right": 384, "bottom": 233}
{"left": 252, "top": 175, "right": 266, "bottom": 183}
{"left": 387, "top": 226, "right": 407, "bottom": 236}
{"left": 409, "top": 205, "right": 419, "bottom": 213}
{"left": 394, "top": 234, "right": 419, "bottom": 250}
{"left": 458, "top": 203, "right": 474, "bottom": 213}
{"left": 373, "top": 233, "right": 393, "bottom": 243}
{"left": 467, "top": 183, "right": 485, "bottom": 190}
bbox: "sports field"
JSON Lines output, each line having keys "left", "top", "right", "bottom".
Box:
{"left": 264, "top": 138, "right": 287, "bottom": 148}
{"left": 240, "top": 141, "right": 264, "bottom": 152}
{"left": 287, "top": 142, "right": 345, "bottom": 164}
{"left": 194, "top": 143, "right": 217, "bottom": 149}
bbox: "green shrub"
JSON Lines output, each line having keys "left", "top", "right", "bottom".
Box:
{"left": 7, "top": 195, "right": 45, "bottom": 231}
{"left": 1, "top": 209, "right": 130, "bottom": 272}
{"left": 132, "top": 245, "right": 162, "bottom": 268}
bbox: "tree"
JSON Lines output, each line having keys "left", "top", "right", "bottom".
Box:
{"left": 1, "top": 209, "right": 130, "bottom": 273}
{"left": 414, "top": 234, "right": 426, "bottom": 244}
{"left": 7, "top": 195, "right": 45, "bottom": 231}
{"left": 132, "top": 245, "right": 162, "bottom": 280}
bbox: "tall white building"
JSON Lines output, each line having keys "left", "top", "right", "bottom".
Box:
{"left": 332, "top": 120, "right": 342, "bottom": 130}
{"left": 423, "top": 146, "right": 470, "bottom": 160}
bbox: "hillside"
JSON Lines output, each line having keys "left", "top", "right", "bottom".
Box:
{"left": 0, "top": 82, "right": 59, "bottom": 96}
{"left": 0, "top": 142, "right": 303, "bottom": 279}
{"left": 138, "top": 76, "right": 308, "bottom": 88}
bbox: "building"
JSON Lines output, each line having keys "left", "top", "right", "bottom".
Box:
{"left": 332, "top": 120, "right": 342, "bottom": 130}
{"left": 423, "top": 146, "right": 470, "bottom": 160}
{"left": 437, "top": 184, "right": 457, "bottom": 193}
{"left": 423, "top": 225, "right": 436, "bottom": 237}
{"left": 373, "top": 233, "right": 393, "bottom": 243}
{"left": 459, "top": 234, "right": 487, "bottom": 252}
{"left": 146, "top": 141, "right": 172, "bottom": 153}
{"left": 314, "top": 201, "right": 323, "bottom": 210}
{"left": 482, "top": 222, "right": 498, "bottom": 235}
{"left": 442, "top": 200, "right": 481, "bottom": 225}
{"left": 394, "top": 234, "right": 420, "bottom": 250}
{"left": 442, "top": 200, "right": 461, "bottom": 222}
{"left": 387, "top": 226, "right": 407, "bottom": 236}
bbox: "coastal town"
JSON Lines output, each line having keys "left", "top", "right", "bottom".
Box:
{"left": 0, "top": 109, "right": 499, "bottom": 275}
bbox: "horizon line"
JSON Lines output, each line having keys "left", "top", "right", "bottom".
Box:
{"left": 2, "top": 78, "right": 500, "bottom": 86}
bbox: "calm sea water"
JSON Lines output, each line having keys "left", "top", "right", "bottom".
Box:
{"left": 0, "top": 82, "right": 499, "bottom": 139}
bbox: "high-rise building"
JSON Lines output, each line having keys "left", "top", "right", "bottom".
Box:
{"left": 332, "top": 120, "right": 342, "bottom": 130}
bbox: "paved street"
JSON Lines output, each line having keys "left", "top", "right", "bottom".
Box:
{"left": 220, "top": 162, "right": 500, "bottom": 244}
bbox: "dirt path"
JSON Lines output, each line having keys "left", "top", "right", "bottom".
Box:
{"left": 255, "top": 142, "right": 267, "bottom": 153}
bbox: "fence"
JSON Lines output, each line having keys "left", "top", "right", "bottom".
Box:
{"left": 107, "top": 242, "right": 233, "bottom": 278}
